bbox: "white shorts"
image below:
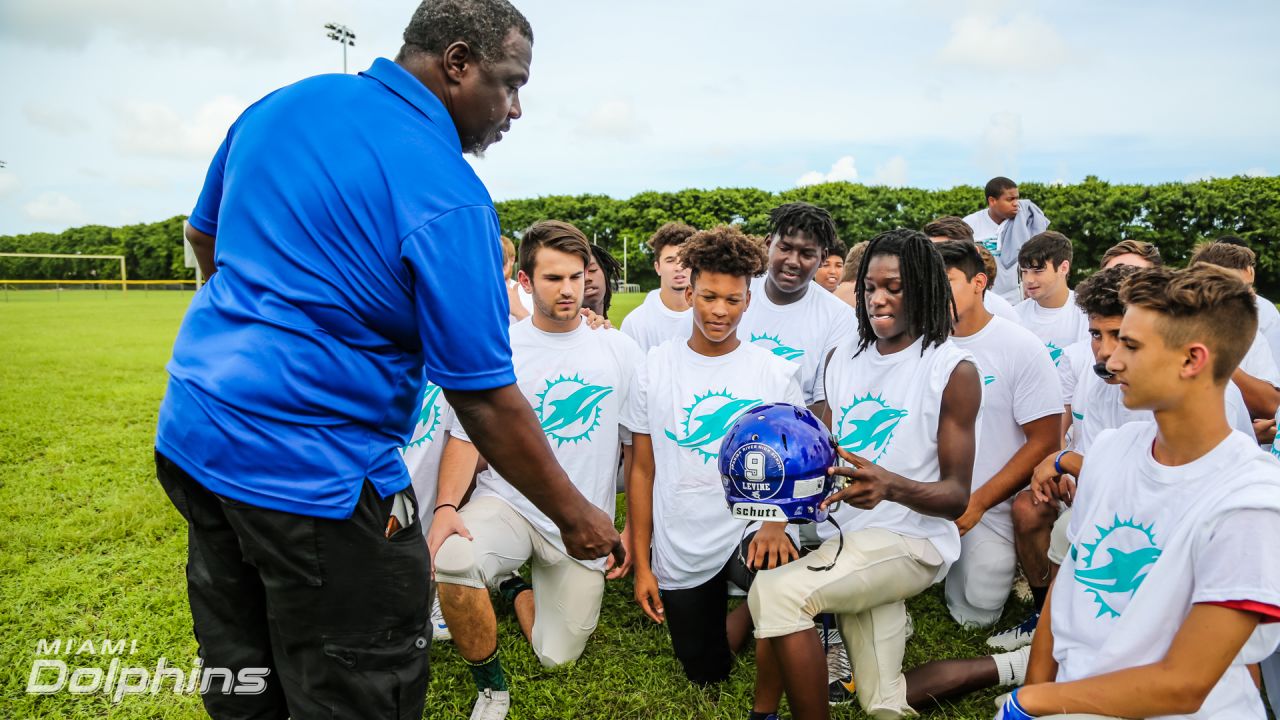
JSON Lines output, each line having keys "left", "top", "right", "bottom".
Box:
{"left": 434, "top": 496, "right": 605, "bottom": 668}
{"left": 749, "top": 528, "right": 942, "bottom": 719}
{"left": 944, "top": 520, "right": 1016, "bottom": 628}
{"left": 1048, "top": 507, "right": 1072, "bottom": 566}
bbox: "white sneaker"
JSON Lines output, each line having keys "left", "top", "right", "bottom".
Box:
{"left": 431, "top": 597, "right": 451, "bottom": 642}
{"left": 469, "top": 688, "right": 510, "bottom": 720}
{"left": 986, "top": 611, "right": 1039, "bottom": 651}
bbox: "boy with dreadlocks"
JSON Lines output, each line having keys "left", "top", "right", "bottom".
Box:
{"left": 746, "top": 229, "right": 981, "bottom": 720}
{"left": 622, "top": 226, "right": 804, "bottom": 686}
{"left": 584, "top": 244, "right": 622, "bottom": 318}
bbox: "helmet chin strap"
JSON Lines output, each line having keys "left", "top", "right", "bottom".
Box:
{"left": 807, "top": 516, "right": 844, "bottom": 572}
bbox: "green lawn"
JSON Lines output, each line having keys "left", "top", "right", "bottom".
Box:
{"left": 1, "top": 290, "right": 1022, "bottom": 719}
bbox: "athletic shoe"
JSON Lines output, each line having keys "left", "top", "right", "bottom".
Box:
{"left": 430, "top": 597, "right": 451, "bottom": 642}
{"left": 986, "top": 611, "right": 1039, "bottom": 651}
{"left": 498, "top": 575, "right": 532, "bottom": 608}
{"left": 825, "top": 638, "right": 855, "bottom": 705}
{"left": 469, "top": 688, "right": 510, "bottom": 720}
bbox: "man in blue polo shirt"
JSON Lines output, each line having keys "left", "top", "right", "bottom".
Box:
{"left": 155, "top": 1, "right": 621, "bottom": 717}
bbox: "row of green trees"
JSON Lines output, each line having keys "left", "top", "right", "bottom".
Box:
{"left": 3, "top": 176, "right": 1277, "bottom": 292}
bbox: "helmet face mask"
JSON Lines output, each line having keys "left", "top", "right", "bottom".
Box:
{"left": 718, "top": 403, "right": 838, "bottom": 524}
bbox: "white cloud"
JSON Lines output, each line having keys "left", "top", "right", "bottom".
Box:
{"left": 24, "top": 192, "right": 85, "bottom": 224}
{"left": 577, "top": 99, "right": 649, "bottom": 140}
{"left": 22, "top": 102, "right": 89, "bottom": 136}
{"left": 871, "top": 156, "right": 909, "bottom": 187}
{"left": 939, "top": 12, "right": 1067, "bottom": 71}
{"left": 113, "top": 95, "right": 246, "bottom": 161}
{"left": 797, "top": 155, "right": 858, "bottom": 187}
{"left": 978, "top": 112, "right": 1022, "bottom": 177}
{"left": 0, "top": 172, "right": 20, "bottom": 199}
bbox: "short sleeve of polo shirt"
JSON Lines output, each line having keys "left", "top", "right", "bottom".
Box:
{"left": 401, "top": 205, "right": 516, "bottom": 392}
{"left": 188, "top": 136, "right": 230, "bottom": 236}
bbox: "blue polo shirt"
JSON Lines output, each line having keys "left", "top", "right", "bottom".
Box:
{"left": 156, "top": 58, "right": 515, "bottom": 519}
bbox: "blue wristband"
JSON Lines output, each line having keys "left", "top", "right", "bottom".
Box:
{"left": 1001, "top": 688, "right": 1037, "bottom": 720}
{"left": 1052, "top": 450, "right": 1069, "bottom": 475}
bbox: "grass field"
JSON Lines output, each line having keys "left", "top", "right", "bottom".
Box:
{"left": 1, "top": 290, "right": 1027, "bottom": 719}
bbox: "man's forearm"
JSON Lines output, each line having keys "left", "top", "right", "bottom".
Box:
{"left": 627, "top": 435, "right": 656, "bottom": 573}
{"left": 434, "top": 437, "right": 478, "bottom": 508}
{"left": 885, "top": 473, "right": 970, "bottom": 520}
{"left": 445, "top": 384, "right": 589, "bottom": 528}
{"left": 1233, "top": 369, "right": 1280, "bottom": 419}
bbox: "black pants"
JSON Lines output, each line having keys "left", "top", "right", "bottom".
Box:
{"left": 659, "top": 543, "right": 756, "bottom": 686}
{"left": 156, "top": 452, "right": 432, "bottom": 720}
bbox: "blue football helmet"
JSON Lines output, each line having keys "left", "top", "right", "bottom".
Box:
{"left": 718, "top": 402, "right": 838, "bottom": 524}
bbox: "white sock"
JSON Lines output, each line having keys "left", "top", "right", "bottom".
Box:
{"left": 994, "top": 645, "right": 1031, "bottom": 686}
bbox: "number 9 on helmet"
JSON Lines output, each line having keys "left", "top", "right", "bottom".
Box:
{"left": 718, "top": 403, "right": 838, "bottom": 524}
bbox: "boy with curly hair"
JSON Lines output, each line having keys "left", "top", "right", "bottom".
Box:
{"left": 622, "top": 225, "right": 804, "bottom": 685}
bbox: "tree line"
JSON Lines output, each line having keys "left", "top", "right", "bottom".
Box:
{"left": 3, "top": 176, "right": 1277, "bottom": 293}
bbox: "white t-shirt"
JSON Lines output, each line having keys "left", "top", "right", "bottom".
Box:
{"left": 620, "top": 338, "right": 803, "bottom": 589}
{"left": 1241, "top": 331, "right": 1280, "bottom": 387}
{"left": 984, "top": 291, "right": 1019, "bottom": 323}
{"left": 452, "top": 320, "right": 644, "bottom": 570}
{"left": 402, "top": 379, "right": 455, "bottom": 539}
{"left": 1053, "top": 422, "right": 1280, "bottom": 719}
{"left": 1059, "top": 341, "right": 1096, "bottom": 406}
{"left": 1257, "top": 295, "right": 1280, "bottom": 363}
{"left": 1014, "top": 291, "right": 1090, "bottom": 369}
{"left": 1072, "top": 368, "right": 1252, "bottom": 454}
{"left": 963, "top": 209, "right": 1020, "bottom": 303}
{"left": 738, "top": 276, "right": 858, "bottom": 406}
{"left": 822, "top": 335, "right": 978, "bottom": 579}
{"left": 619, "top": 289, "right": 692, "bottom": 354}
{"left": 951, "top": 316, "right": 1062, "bottom": 540}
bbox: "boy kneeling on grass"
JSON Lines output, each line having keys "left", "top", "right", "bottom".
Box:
{"left": 999, "top": 265, "right": 1280, "bottom": 720}
{"left": 623, "top": 225, "right": 806, "bottom": 686}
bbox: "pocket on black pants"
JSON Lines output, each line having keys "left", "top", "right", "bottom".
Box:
{"left": 318, "top": 624, "right": 430, "bottom": 720}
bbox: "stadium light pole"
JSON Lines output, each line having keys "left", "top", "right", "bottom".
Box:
{"left": 324, "top": 23, "right": 356, "bottom": 73}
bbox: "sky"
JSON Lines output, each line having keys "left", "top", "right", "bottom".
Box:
{"left": 1, "top": 0, "right": 1278, "bottom": 235}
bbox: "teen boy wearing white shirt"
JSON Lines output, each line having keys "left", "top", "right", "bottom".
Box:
{"left": 430, "top": 221, "right": 643, "bottom": 720}
{"left": 1001, "top": 265, "right": 1280, "bottom": 720}
{"left": 934, "top": 241, "right": 1062, "bottom": 628}
{"left": 624, "top": 226, "right": 804, "bottom": 686}
{"left": 1013, "top": 232, "right": 1089, "bottom": 368}
{"left": 739, "top": 202, "right": 856, "bottom": 410}
{"left": 619, "top": 222, "right": 696, "bottom": 353}
{"left": 924, "top": 215, "right": 1019, "bottom": 323}
{"left": 747, "top": 229, "right": 981, "bottom": 720}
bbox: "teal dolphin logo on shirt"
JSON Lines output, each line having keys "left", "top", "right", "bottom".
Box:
{"left": 666, "top": 390, "right": 761, "bottom": 462}
{"left": 834, "top": 394, "right": 908, "bottom": 464}
{"left": 983, "top": 375, "right": 997, "bottom": 386}
{"left": 535, "top": 374, "right": 614, "bottom": 446}
{"left": 1046, "top": 341, "right": 1065, "bottom": 366}
{"left": 405, "top": 382, "right": 443, "bottom": 449}
{"left": 1071, "top": 516, "right": 1162, "bottom": 618}
{"left": 749, "top": 333, "right": 805, "bottom": 362}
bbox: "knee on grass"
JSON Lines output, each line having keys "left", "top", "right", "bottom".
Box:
{"left": 433, "top": 535, "right": 487, "bottom": 588}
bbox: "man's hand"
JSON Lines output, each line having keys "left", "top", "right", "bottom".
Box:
{"left": 560, "top": 502, "right": 625, "bottom": 567}
{"left": 605, "top": 523, "right": 634, "bottom": 579}
{"left": 425, "top": 507, "right": 472, "bottom": 574}
{"left": 821, "top": 445, "right": 897, "bottom": 510}
{"left": 1030, "top": 454, "right": 1075, "bottom": 506}
{"left": 955, "top": 500, "right": 985, "bottom": 536}
{"left": 580, "top": 307, "right": 613, "bottom": 329}
{"left": 746, "top": 522, "right": 799, "bottom": 570}
{"left": 1253, "top": 417, "right": 1277, "bottom": 445}
{"left": 634, "top": 568, "right": 665, "bottom": 624}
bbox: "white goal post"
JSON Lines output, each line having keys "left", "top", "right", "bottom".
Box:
{"left": 0, "top": 252, "right": 129, "bottom": 294}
